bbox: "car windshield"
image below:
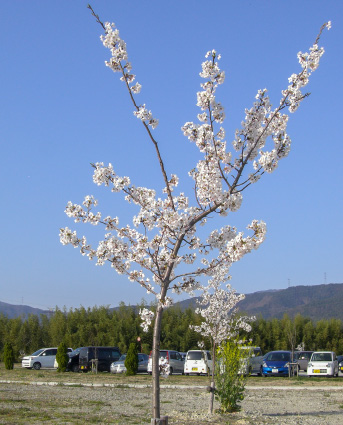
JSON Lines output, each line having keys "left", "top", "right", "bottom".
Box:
{"left": 266, "top": 352, "right": 290, "bottom": 362}
{"left": 311, "top": 352, "right": 332, "bottom": 362}
{"left": 70, "top": 347, "right": 83, "bottom": 356}
{"left": 187, "top": 351, "right": 203, "bottom": 360}
{"left": 119, "top": 354, "right": 127, "bottom": 361}
{"left": 31, "top": 349, "right": 44, "bottom": 356}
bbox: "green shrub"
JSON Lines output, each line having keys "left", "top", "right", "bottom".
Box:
{"left": 214, "top": 340, "right": 249, "bottom": 412}
{"left": 3, "top": 342, "right": 15, "bottom": 370}
{"left": 55, "top": 342, "right": 69, "bottom": 372}
{"left": 125, "top": 342, "right": 138, "bottom": 375}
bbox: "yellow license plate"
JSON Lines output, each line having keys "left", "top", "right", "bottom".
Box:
{"left": 313, "top": 369, "right": 320, "bottom": 373}
{"left": 192, "top": 367, "right": 198, "bottom": 371}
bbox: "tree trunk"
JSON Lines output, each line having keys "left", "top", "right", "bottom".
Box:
{"left": 208, "top": 343, "right": 216, "bottom": 414}
{"left": 152, "top": 303, "right": 164, "bottom": 420}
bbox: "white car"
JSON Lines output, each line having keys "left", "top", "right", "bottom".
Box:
{"left": 184, "top": 350, "right": 213, "bottom": 375}
{"left": 307, "top": 351, "right": 338, "bottom": 377}
{"left": 22, "top": 347, "right": 73, "bottom": 370}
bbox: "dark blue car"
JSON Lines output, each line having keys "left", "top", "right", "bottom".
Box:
{"left": 262, "top": 351, "right": 291, "bottom": 377}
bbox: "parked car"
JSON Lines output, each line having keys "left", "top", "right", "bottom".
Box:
{"left": 79, "top": 346, "right": 121, "bottom": 372}
{"left": 262, "top": 351, "right": 292, "bottom": 377}
{"left": 180, "top": 352, "right": 187, "bottom": 361}
{"left": 147, "top": 350, "right": 184, "bottom": 375}
{"left": 307, "top": 351, "right": 338, "bottom": 377}
{"left": 184, "top": 350, "right": 213, "bottom": 375}
{"left": 65, "top": 347, "right": 84, "bottom": 372}
{"left": 110, "top": 353, "right": 149, "bottom": 374}
{"left": 239, "top": 346, "right": 264, "bottom": 375}
{"left": 22, "top": 347, "right": 73, "bottom": 370}
{"left": 337, "top": 355, "right": 343, "bottom": 373}
{"left": 293, "top": 351, "right": 313, "bottom": 371}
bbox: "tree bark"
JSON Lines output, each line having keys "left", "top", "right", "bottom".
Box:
{"left": 208, "top": 343, "right": 216, "bottom": 413}
{"left": 152, "top": 303, "right": 163, "bottom": 420}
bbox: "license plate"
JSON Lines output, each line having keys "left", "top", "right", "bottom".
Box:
{"left": 192, "top": 367, "right": 198, "bottom": 371}
{"left": 313, "top": 369, "right": 324, "bottom": 373}
{"left": 272, "top": 368, "right": 278, "bottom": 373}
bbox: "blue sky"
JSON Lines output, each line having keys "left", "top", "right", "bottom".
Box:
{"left": 1, "top": 0, "right": 342, "bottom": 310}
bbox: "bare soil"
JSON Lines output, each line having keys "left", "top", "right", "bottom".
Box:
{"left": 1, "top": 365, "right": 343, "bottom": 424}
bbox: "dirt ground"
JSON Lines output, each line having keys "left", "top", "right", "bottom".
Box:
{"left": 1, "top": 380, "right": 343, "bottom": 424}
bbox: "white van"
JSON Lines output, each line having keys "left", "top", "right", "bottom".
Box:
{"left": 184, "top": 350, "right": 213, "bottom": 375}
{"left": 21, "top": 347, "right": 73, "bottom": 370}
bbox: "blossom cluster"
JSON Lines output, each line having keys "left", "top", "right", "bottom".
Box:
{"left": 100, "top": 21, "right": 158, "bottom": 129}
{"left": 139, "top": 308, "right": 155, "bottom": 332}
{"left": 191, "top": 283, "right": 255, "bottom": 346}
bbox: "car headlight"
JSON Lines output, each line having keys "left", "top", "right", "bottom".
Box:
{"left": 262, "top": 362, "right": 267, "bottom": 367}
{"left": 308, "top": 362, "right": 312, "bottom": 367}
{"left": 285, "top": 362, "right": 289, "bottom": 367}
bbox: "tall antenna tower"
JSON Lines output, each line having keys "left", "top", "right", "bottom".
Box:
{"left": 324, "top": 272, "right": 327, "bottom": 285}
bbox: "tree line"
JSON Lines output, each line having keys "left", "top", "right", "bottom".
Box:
{"left": 1, "top": 304, "right": 343, "bottom": 360}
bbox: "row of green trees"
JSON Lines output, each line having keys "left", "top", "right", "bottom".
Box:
{"left": 0, "top": 303, "right": 203, "bottom": 359}
{"left": 1, "top": 304, "right": 343, "bottom": 360}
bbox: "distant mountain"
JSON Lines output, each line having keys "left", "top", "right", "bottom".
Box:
{"left": 1, "top": 283, "right": 342, "bottom": 321}
{"left": 173, "top": 283, "right": 343, "bottom": 322}
{"left": 238, "top": 283, "right": 343, "bottom": 321}
{"left": 0, "top": 301, "right": 52, "bottom": 319}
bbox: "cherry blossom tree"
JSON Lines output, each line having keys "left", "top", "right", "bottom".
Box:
{"left": 60, "top": 6, "right": 330, "bottom": 422}
{"left": 191, "top": 284, "right": 254, "bottom": 413}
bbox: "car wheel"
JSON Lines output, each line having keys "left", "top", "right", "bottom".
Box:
{"left": 33, "top": 362, "right": 41, "bottom": 370}
{"left": 185, "top": 373, "right": 189, "bottom": 376}
{"left": 72, "top": 364, "right": 79, "bottom": 373}
{"left": 148, "top": 371, "right": 152, "bottom": 375}
{"left": 169, "top": 367, "right": 173, "bottom": 375}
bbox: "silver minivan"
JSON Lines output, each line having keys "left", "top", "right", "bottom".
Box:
{"left": 22, "top": 347, "right": 73, "bottom": 370}
{"left": 147, "top": 350, "right": 184, "bottom": 375}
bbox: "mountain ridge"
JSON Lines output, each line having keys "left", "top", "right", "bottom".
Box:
{"left": 1, "top": 282, "right": 342, "bottom": 321}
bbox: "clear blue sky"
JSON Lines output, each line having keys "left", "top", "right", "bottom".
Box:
{"left": 1, "top": 0, "right": 342, "bottom": 310}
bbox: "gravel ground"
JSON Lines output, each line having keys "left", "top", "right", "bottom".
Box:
{"left": 1, "top": 381, "right": 343, "bottom": 424}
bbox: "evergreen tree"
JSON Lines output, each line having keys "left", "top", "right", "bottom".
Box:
{"left": 3, "top": 342, "right": 15, "bottom": 370}
{"left": 55, "top": 342, "right": 69, "bottom": 372}
{"left": 125, "top": 342, "right": 138, "bottom": 375}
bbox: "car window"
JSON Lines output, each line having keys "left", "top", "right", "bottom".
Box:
{"left": 44, "top": 349, "right": 57, "bottom": 356}
{"left": 312, "top": 352, "right": 332, "bottom": 361}
{"left": 160, "top": 351, "right": 168, "bottom": 358}
{"left": 267, "top": 352, "right": 290, "bottom": 361}
{"left": 207, "top": 351, "right": 212, "bottom": 360}
{"left": 170, "top": 352, "right": 177, "bottom": 360}
{"left": 31, "top": 349, "right": 44, "bottom": 356}
{"left": 187, "top": 351, "right": 203, "bottom": 360}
